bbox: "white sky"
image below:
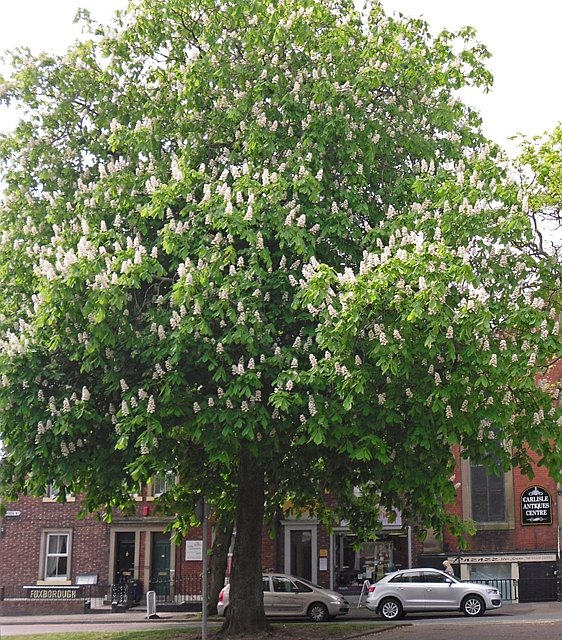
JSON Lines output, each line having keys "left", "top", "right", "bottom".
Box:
{"left": 0, "top": 0, "right": 561, "bottom": 158}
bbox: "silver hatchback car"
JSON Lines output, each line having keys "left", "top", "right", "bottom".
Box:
{"left": 217, "top": 573, "right": 349, "bottom": 622}
{"left": 365, "top": 568, "right": 502, "bottom": 620}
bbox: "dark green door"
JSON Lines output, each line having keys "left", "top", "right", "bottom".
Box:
{"left": 151, "top": 533, "right": 171, "bottom": 597}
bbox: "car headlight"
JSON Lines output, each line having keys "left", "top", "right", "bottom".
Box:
{"left": 486, "top": 588, "right": 499, "bottom": 595}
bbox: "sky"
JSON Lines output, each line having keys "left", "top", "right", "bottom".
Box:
{"left": 0, "top": 0, "right": 561, "bottom": 158}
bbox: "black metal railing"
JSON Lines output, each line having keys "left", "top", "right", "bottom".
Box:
{"left": 466, "top": 578, "right": 518, "bottom": 602}
{"left": 468, "top": 576, "right": 557, "bottom": 603}
{"left": 0, "top": 576, "right": 203, "bottom": 609}
{"left": 147, "top": 575, "right": 202, "bottom": 604}
{"left": 78, "top": 583, "right": 112, "bottom": 607}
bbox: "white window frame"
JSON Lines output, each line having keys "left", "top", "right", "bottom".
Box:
{"left": 42, "top": 483, "right": 75, "bottom": 503}
{"left": 147, "top": 472, "right": 176, "bottom": 500}
{"left": 38, "top": 529, "right": 73, "bottom": 584}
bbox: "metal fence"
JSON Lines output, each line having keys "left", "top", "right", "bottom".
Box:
{"left": 147, "top": 575, "right": 203, "bottom": 604}
{"left": 468, "top": 577, "right": 560, "bottom": 603}
{"left": 467, "top": 578, "right": 518, "bottom": 602}
{"left": 0, "top": 577, "right": 203, "bottom": 609}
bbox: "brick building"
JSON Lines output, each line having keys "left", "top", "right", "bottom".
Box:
{"left": 1, "top": 468, "right": 558, "bottom": 609}
{"left": 0, "top": 478, "right": 274, "bottom": 612}
{"left": 418, "top": 361, "right": 562, "bottom": 602}
{"left": 3, "top": 353, "right": 561, "bottom": 610}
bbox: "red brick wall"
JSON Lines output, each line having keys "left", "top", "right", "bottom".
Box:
{"left": 0, "top": 598, "right": 87, "bottom": 616}
{"left": 443, "top": 446, "right": 558, "bottom": 554}
{"left": 0, "top": 495, "right": 108, "bottom": 589}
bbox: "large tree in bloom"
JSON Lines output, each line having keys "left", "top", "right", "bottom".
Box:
{"left": 1, "top": 0, "right": 562, "bottom": 633}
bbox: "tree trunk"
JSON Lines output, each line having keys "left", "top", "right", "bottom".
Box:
{"left": 219, "top": 445, "right": 271, "bottom": 634}
{"left": 207, "top": 516, "right": 234, "bottom": 617}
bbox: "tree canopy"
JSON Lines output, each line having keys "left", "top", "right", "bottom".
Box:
{"left": 517, "top": 124, "right": 562, "bottom": 259}
{"left": 1, "top": 0, "right": 561, "bottom": 633}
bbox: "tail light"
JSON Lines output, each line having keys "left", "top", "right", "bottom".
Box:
{"left": 218, "top": 588, "right": 225, "bottom": 603}
{"left": 369, "top": 585, "right": 376, "bottom": 593}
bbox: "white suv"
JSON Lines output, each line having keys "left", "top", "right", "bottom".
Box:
{"left": 366, "top": 568, "right": 502, "bottom": 620}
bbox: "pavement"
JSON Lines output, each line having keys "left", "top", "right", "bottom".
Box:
{"left": 0, "top": 600, "right": 561, "bottom": 627}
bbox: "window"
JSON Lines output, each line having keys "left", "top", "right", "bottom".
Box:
{"left": 43, "top": 484, "right": 75, "bottom": 503}
{"left": 43, "top": 532, "right": 70, "bottom": 581}
{"left": 390, "top": 571, "right": 421, "bottom": 583}
{"left": 148, "top": 472, "right": 176, "bottom": 499}
{"left": 45, "top": 484, "right": 60, "bottom": 500}
{"left": 293, "top": 579, "right": 313, "bottom": 593}
{"left": 422, "top": 571, "right": 450, "bottom": 583}
{"left": 461, "top": 458, "right": 514, "bottom": 530}
{"left": 470, "top": 462, "right": 505, "bottom": 522}
{"left": 273, "top": 576, "right": 295, "bottom": 593}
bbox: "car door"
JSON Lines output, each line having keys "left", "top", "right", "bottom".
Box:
{"left": 271, "top": 575, "right": 301, "bottom": 614}
{"left": 386, "top": 571, "right": 426, "bottom": 611}
{"left": 422, "top": 570, "right": 459, "bottom": 609}
{"left": 292, "top": 578, "right": 316, "bottom": 615}
{"left": 262, "top": 576, "right": 275, "bottom": 615}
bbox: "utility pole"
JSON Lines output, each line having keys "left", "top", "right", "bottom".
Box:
{"left": 196, "top": 496, "right": 209, "bottom": 639}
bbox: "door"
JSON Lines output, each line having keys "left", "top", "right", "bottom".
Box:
{"left": 151, "top": 533, "right": 171, "bottom": 597}
{"left": 421, "top": 570, "right": 458, "bottom": 609}
{"left": 115, "top": 532, "right": 135, "bottom": 583}
{"left": 387, "top": 570, "right": 426, "bottom": 611}
{"left": 262, "top": 575, "right": 275, "bottom": 615}
{"left": 271, "top": 575, "right": 302, "bottom": 614}
{"left": 290, "top": 530, "right": 312, "bottom": 581}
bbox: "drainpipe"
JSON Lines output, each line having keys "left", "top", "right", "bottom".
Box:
{"left": 556, "top": 483, "right": 562, "bottom": 602}
{"left": 407, "top": 526, "right": 412, "bottom": 569}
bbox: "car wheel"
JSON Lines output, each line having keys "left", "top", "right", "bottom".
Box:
{"left": 462, "top": 595, "right": 485, "bottom": 617}
{"left": 308, "top": 602, "right": 330, "bottom": 622}
{"left": 379, "top": 597, "right": 403, "bottom": 621}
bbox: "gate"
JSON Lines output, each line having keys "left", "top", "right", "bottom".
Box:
{"left": 518, "top": 562, "right": 557, "bottom": 602}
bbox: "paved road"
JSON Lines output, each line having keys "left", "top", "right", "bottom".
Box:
{"left": 360, "top": 603, "right": 562, "bottom": 640}
{"left": 384, "top": 620, "right": 562, "bottom": 640}
{"left": 3, "top": 602, "right": 562, "bottom": 637}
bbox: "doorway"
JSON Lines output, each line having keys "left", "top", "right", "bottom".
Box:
{"left": 283, "top": 522, "right": 318, "bottom": 583}
{"left": 150, "top": 532, "right": 171, "bottom": 597}
{"left": 290, "top": 530, "right": 312, "bottom": 581}
{"left": 115, "top": 532, "right": 135, "bottom": 583}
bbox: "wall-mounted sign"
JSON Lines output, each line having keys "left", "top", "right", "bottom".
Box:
{"left": 521, "top": 486, "right": 552, "bottom": 525}
{"left": 185, "top": 540, "right": 203, "bottom": 561}
{"left": 5, "top": 511, "right": 21, "bottom": 517}
{"left": 76, "top": 574, "right": 99, "bottom": 585}
{"left": 456, "top": 553, "right": 557, "bottom": 564}
{"left": 24, "top": 586, "right": 79, "bottom": 600}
